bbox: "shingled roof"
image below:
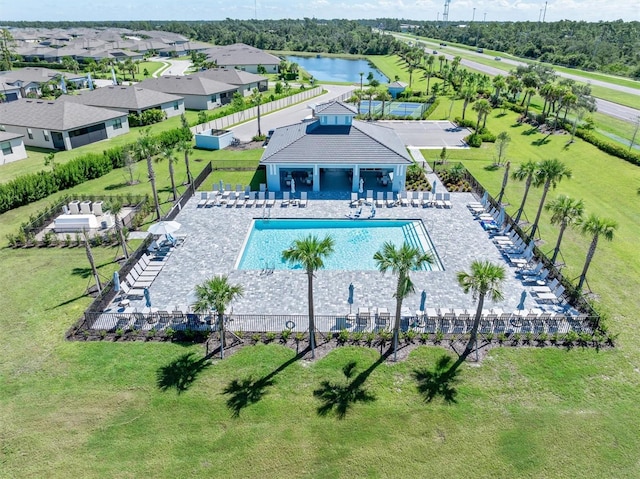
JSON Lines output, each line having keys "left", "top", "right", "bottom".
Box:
{"left": 192, "top": 68, "right": 267, "bottom": 86}
{"left": 58, "top": 86, "right": 182, "bottom": 110}
{"left": 136, "top": 75, "right": 237, "bottom": 96}
{"left": 314, "top": 101, "right": 358, "bottom": 116}
{"left": 260, "top": 120, "right": 412, "bottom": 165}
{"left": 202, "top": 43, "right": 281, "bottom": 66}
{"left": 0, "top": 99, "right": 126, "bottom": 131}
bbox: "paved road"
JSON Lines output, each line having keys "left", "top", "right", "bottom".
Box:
{"left": 230, "top": 85, "right": 356, "bottom": 141}
{"left": 393, "top": 33, "right": 640, "bottom": 123}
{"left": 159, "top": 59, "right": 191, "bottom": 76}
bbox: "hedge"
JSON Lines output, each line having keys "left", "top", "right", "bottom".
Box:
{"left": 0, "top": 128, "right": 191, "bottom": 214}
{"left": 422, "top": 97, "right": 440, "bottom": 119}
{"left": 574, "top": 128, "right": 640, "bottom": 166}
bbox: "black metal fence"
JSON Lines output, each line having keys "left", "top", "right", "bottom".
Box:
{"left": 164, "top": 161, "right": 212, "bottom": 221}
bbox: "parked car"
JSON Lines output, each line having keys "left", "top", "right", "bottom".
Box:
{"left": 495, "top": 57, "right": 502, "bottom": 61}
{"left": 432, "top": 50, "right": 438, "bottom": 54}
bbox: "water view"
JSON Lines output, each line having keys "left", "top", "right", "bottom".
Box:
{"left": 286, "top": 55, "right": 389, "bottom": 84}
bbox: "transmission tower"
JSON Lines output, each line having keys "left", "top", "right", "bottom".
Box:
{"left": 443, "top": 0, "right": 451, "bottom": 23}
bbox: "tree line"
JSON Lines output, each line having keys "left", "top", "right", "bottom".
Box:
{"left": 373, "top": 19, "right": 640, "bottom": 79}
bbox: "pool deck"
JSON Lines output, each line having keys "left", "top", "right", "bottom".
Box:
{"left": 122, "top": 184, "right": 567, "bottom": 320}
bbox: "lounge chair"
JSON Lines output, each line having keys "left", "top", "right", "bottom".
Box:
{"left": 386, "top": 191, "right": 395, "bottom": 207}
{"left": 375, "top": 307, "right": 391, "bottom": 329}
{"left": 140, "top": 255, "right": 164, "bottom": 271}
{"left": 412, "top": 191, "right": 422, "bottom": 207}
{"left": 126, "top": 272, "right": 152, "bottom": 289}
{"left": 537, "top": 285, "right": 565, "bottom": 304}
{"left": 400, "top": 191, "right": 409, "bottom": 207}
{"left": 266, "top": 191, "right": 276, "bottom": 207}
{"left": 197, "top": 191, "right": 208, "bottom": 208}
{"left": 212, "top": 184, "right": 220, "bottom": 196}
{"left": 205, "top": 192, "right": 218, "bottom": 207}
{"left": 245, "top": 191, "right": 256, "bottom": 207}
{"left": 133, "top": 263, "right": 158, "bottom": 278}
{"left": 532, "top": 278, "right": 559, "bottom": 294}
{"left": 442, "top": 193, "right": 452, "bottom": 208}
{"left": 225, "top": 191, "right": 237, "bottom": 207}
{"left": 259, "top": 183, "right": 267, "bottom": 192}
{"left": 256, "top": 191, "right": 266, "bottom": 207}
{"left": 366, "top": 190, "right": 374, "bottom": 205}
{"left": 357, "top": 307, "right": 371, "bottom": 329}
{"left": 350, "top": 192, "right": 359, "bottom": 207}
{"left": 235, "top": 184, "right": 243, "bottom": 194}
{"left": 375, "top": 191, "right": 385, "bottom": 208}
{"left": 434, "top": 193, "right": 445, "bottom": 208}
{"left": 119, "top": 281, "right": 145, "bottom": 299}
{"left": 299, "top": 191, "right": 308, "bottom": 207}
{"left": 235, "top": 192, "right": 245, "bottom": 207}
{"left": 281, "top": 191, "right": 290, "bottom": 207}
{"left": 421, "top": 192, "right": 432, "bottom": 207}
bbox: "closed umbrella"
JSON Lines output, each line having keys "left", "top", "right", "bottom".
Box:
{"left": 290, "top": 178, "right": 296, "bottom": 195}
{"left": 516, "top": 290, "right": 527, "bottom": 312}
{"left": 482, "top": 190, "right": 488, "bottom": 206}
{"left": 431, "top": 180, "right": 437, "bottom": 196}
{"left": 144, "top": 288, "right": 152, "bottom": 308}
{"left": 348, "top": 283, "right": 354, "bottom": 313}
{"left": 419, "top": 290, "right": 427, "bottom": 312}
{"left": 219, "top": 180, "right": 224, "bottom": 192}
{"left": 359, "top": 178, "right": 364, "bottom": 194}
{"left": 148, "top": 220, "right": 181, "bottom": 236}
{"left": 113, "top": 271, "right": 120, "bottom": 292}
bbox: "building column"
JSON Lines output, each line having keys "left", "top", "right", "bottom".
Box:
{"left": 352, "top": 165, "right": 360, "bottom": 192}
{"left": 267, "top": 164, "right": 280, "bottom": 192}
{"left": 313, "top": 165, "right": 320, "bottom": 192}
{"left": 393, "top": 165, "right": 406, "bottom": 192}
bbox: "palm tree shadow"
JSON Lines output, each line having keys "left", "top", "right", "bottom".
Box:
{"left": 156, "top": 352, "right": 210, "bottom": 394}
{"left": 313, "top": 352, "right": 389, "bottom": 419}
{"left": 223, "top": 348, "right": 308, "bottom": 417}
{"left": 412, "top": 354, "right": 460, "bottom": 404}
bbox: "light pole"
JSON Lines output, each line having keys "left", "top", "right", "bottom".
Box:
{"left": 472, "top": 7, "right": 476, "bottom": 22}
{"left": 483, "top": 12, "right": 487, "bottom": 22}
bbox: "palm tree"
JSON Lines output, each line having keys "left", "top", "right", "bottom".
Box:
{"left": 523, "top": 86, "right": 537, "bottom": 117}
{"left": 193, "top": 276, "right": 244, "bottom": 359}
{"left": 545, "top": 195, "right": 584, "bottom": 264}
{"left": 157, "top": 146, "right": 179, "bottom": 201}
{"left": 472, "top": 99, "right": 491, "bottom": 132}
{"left": 492, "top": 75, "right": 506, "bottom": 103}
{"left": 374, "top": 242, "right": 434, "bottom": 361}
{"left": 135, "top": 127, "right": 161, "bottom": 220}
{"left": 282, "top": 235, "right": 335, "bottom": 359}
{"left": 176, "top": 138, "right": 194, "bottom": 185}
{"left": 109, "top": 201, "right": 129, "bottom": 259}
{"left": 511, "top": 160, "right": 538, "bottom": 224}
{"left": 460, "top": 82, "right": 477, "bottom": 120}
{"left": 438, "top": 54, "right": 446, "bottom": 72}
{"left": 250, "top": 88, "right": 263, "bottom": 137}
{"left": 365, "top": 87, "right": 376, "bottom": 120}
{"left": 529, "top": 159, "right": 572, "bottom": 241}
{"left": 425, "top": 55, "right": 434, "bottom": 95}
{"left": 375, "top": 90, "right": 391, "bottom": 119}
{"left": 457, "top": 261, "right": 505, "bottom": 359}
{"left": 575, "top": 214, "right": 617, "bottom": 291}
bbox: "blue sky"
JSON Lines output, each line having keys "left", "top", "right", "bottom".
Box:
{"left": 1, "top": 0, "right": 638, "bottom": 22}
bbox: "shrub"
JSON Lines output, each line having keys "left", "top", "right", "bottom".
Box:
{"left": 351, "top": 330, "right": 364, "bottom": 344}
{"left": 265, "top": 331, "right": 277, "bottom": 342}
{"left": 422, "top": 97, "right": 440, "bottom": 119}
{"left": 281, "top": 329, "right": 292, "bottom": 342}
{"left": 365, "top": 331, "right": 376, "bottom": 346}
{"left": 251, "top": 333, "right": 262, "bottom": 344}
{"left": 497, "top": 332, "right": 507, "bottom": 344}
{"left": 128, "top": 109, "right": 166, "bottom": 127}
{"left": 419, "top": 333, "right": 430, "bottom": 344}
{"left": 434, "top": 330, "right": 444, "bottom": 344}
{"left": 295, "top": 332, "right": 305, "bottom": 342}
{"left": 454, "top": 117, "right": 476, "bottom": 129}
{"left": 465, "top": 133, "right": 483, "bottom": 147}
{"left": 574, "top": 128, "right": 640, "bottom": 166}
{"left": 405, "top": 329, "right": 417, "bottom": 343}
{"left": 164, "top": 327, "right": 175, "bottom": 338}
{"left": 338, "top": 328, "right": 350, "bottom": 344}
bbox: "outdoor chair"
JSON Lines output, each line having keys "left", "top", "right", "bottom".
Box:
{"left": 256, "top": 191, "right": 266, "bottom": 207}
{"left": 266, "top": 192, "right": 276, "bottom": 207}
{"left": 226, "top": 191, "right": 237, "bottom": 207}
{"left": 357, "top": 307, "right": 371, "bottom": 329}
{"left": 141, "top": 254, "right": 164, "bottom": 271}
{"left": 442, "top": 193, "right": 452, "bottom": 208}
{"left": 375, "top": 308, "right": 391, "bottom": 330}
{"left": 421, "top": 192, "right": 432, "bottom": 207}
{"left": 197, "top": 191, "right": 208, "bottom": 208}
{"left": 350, "top": 192, "right": 359, "bottom": 207}
{"left": 299, "top": 192, "right": 308, "bottom": 207}
{"left": 205, "top": 192, "right": 218, "bottom": 207}
{"left": 119, "top": 282, "right": 145, "bottom": 299}
{"left": 400, "top": 191, "right": 409, "bottom": 207}
{"left": 281, "top": 191, "right": 290, "bottom": 207}
{"left": 133, "top": 263, "right": 158, "bottom": 278}
{"left": 434, "top": 193, "right": 445, "bottom": 208}
{"left": 412, "top": 191, "right": 422, "bottom": 207}
{"left": 235, "top": 193, "right": 245, "bottom": 207}
{"left": 212, "top": 184, "right": 220, "bottom": 196}
{"left": 375, "top": 192, "right": 385, "bottom": 208}
{"left": 366, "top": 190, "right": 374, "bottom": 205}
{"left": 386, "top": 191, "right": 396, "bottom": 207}
{"left": 245, "top": 191, "right": 256, "bottom": 207}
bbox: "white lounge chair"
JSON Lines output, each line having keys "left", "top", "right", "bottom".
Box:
{"left": 421, "top": 192, "right": 432, "bottom": 207}
{"left": 281, "top": 191, "right": 290, "bottom": 207}
{"left": 119, "top": 281, "right": 145, "bottom": 299}
{"left": 386, "top": 191, "right": 395, "bottom": 207}
{"left": 256, "top": 191, "right": 266, "bottom": 207}
{"left": 366, "top": 190, "right": 374, "bottom": 205}
{"left": 205, "top": 192, "right": 218, "bottom": 207}
{"left": 235, "top": 192, "right": 245, "bottom": 207}
{"left": 226, "top": 191, "right": 237, "bottom": 207}
{"left": 400, "top": 191, "right": 409, "bottom": 207}
{"left": 442, "top": 193, "right": 452, "bottom": 208}
{"left": 375, "top": 191, "right": 385, "bottom": 208}
{"left": 197, "top": 191, "right": 208, "bottom": 207}
{"left": 299, "top": 191, "right": 308, "bottom": 207}
{"left": 245, "top": 191, "right": 256, "bottom": 207}
{"left": 350, "top": 192, "right": 359, "bottom": 207}
{"left": 266, "top": 192, "right": 276, "bottom": 207}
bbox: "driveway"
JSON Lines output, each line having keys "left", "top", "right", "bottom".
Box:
{"left": 379, "top": 120, "right": 470, "bottom": 149}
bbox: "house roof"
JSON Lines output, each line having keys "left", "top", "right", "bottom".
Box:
{"left": 314, "top": 100, "right": 357, "bottom": 116}
{"left": 137, "top": 75, "right": 238, "bottom": 96}
{"left": 0, "top": 99, "right": 126, "bottom": 131}
{"left": 0, "top": 131, "right": 24, "bottom": 142}
{"left": 260, "top": 119, "right": 412, "bottom": 165}
{"left": 191, "top": 68, "right": 267, "bottom": 86}
{"left": 58, "top": 86, "right": 183, "bottom": 110}
{"left": 202, "top": 43, "right": 281, "bottom": 66}
{"left": 0, "top": 67, "right": 62, "bottom": 84}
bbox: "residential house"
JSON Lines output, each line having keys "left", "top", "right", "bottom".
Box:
{"left": 202, "top": 43, "right": 281, "bottom": 74}
{"left": 260, "top": 101, "right": 412, "bottom": 192}
{"left": 59, "top": 85, "right": 185, "bottom": 118}
{"left": 0, "top": 132, "right": 28, "bottom": 164}
{"left": 192, "top": 68, "right": 268, "bottom": 96}
{"left": 136, "top": 75, "right": 238, "bottom": 110}
{"left": 0, "top": 99, "right": 129, "bottom": 151}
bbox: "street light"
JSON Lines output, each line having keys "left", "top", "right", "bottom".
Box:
{"left": 472, "top": 7, "right": 476, "bottom": 22}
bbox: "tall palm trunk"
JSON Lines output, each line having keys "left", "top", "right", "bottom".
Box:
{"left": 393, "top": 275, "right": 404, "bottom": 362}
{"left": 529, "top": 181, "right": 551, "bottom": 241}
{"left": 184, "top": 151, "right": 192, "bottom": 184}
{"left": 482, "top": 112, "right": 488, "bottom": 129}
{"left": 83, "top": 230, "right": 102, "bottom": 293}
{"left": 514, "top": 176, "right": 533, "bottom": 223}
{"left": 115, "top": 217, "right": 129, "bottom": 259}
{"left": 551, "top": 221, "right": 568, "bottom": 264}
{"left": 307, "top": 269, "right": 316, "bottom": 358}
{"left": 168, "top": 160, "right": 177, "bottom": 201}
{"left": 218, "top": 311, "right": 225, "bottom": 359}
{"left": 256, "top": 103, "right": 262, "bottom": 137}
{"left": 462, "top": 99, "right": 469, "bottom": 120}
{"left": 465, "top": 293, "right": 485, "bottom": 357}
{"left": 146, "top": 156, "right": 161, "bottom": 220}
{"left": 426, "top": 73, "right": 431, "bottom": 95}
{"left": 578, "top": 235, "right": 599, "bottom": 290}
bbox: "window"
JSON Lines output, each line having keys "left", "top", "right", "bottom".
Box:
{"left": 210, "top": 95, "right": 216, "bottom": 102}
{"left": 173, "top": 101, "right": 179, "bottom": 110}
{"left": 0, "top": 125, "right": 5, "bottom": 131}
{"left": 43, "top": 130, "right": 50, "bottom": 141}
{"left": 113, "top": 118, "right": 122, "bottom": 130}
{"left": 27, "top": 128, "right": 33, "bottom": 139}
{"left": 1, "top": 141, "right": 12, "bottom": 155}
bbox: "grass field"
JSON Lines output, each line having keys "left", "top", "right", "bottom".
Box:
{"left": 2, "top": 58, "right": 640, "bottom": 477}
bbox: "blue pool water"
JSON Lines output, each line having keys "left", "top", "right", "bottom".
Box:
{"left": 236, "top": 219, "right": 443, "bottom": 271}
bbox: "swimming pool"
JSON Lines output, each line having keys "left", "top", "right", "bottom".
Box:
{"left": 236, "top": 219, "right": 443, "bottom": 271}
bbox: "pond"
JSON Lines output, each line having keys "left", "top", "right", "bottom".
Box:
{"left": 286, "top": 55, "right": 389, "bottom": 84}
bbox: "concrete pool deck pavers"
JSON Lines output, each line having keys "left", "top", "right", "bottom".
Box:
{"left": 126, "top": 183, "right": 556, "bottom": 319}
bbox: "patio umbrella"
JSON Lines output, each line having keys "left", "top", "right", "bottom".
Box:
{"left": 148, "top": 220, "right": 181, "bottom": 236}
{"left": 482, "top": 190, "right": 489, "bottom": 206}
{"left": 431, "top": 180, "right": 437, "bottom": 196}
{"left": 290, "top": 178, "right": 296, "bottom": 195}
{"left": 359, "top": 177, "right": 364, "bottom": 194}
{"left": 219, "top": 180, "right": 224, "bottom": 192}
{"left": 113, "top": 271, "right": 120, "bottom": 292}
{"left": 144, "top": 288, "right": 152, "bottom": 308}
{"left": 348, "top": 283, "right": 354, "bottom": 313}
{"left": 419, "top": 290, "right": 427, "bottom": 312}
{"left": 516, "top": 290, "right": 527, "bottom": 312}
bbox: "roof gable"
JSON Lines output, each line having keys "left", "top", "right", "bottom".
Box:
{"left": 314, "top": 100, "right": 357, "bottom": 116}
{"left": 137, "top": 75, "right": 238, "bottom": 96}
{"left": 59, "top": 86, "right": 182, "bottom": 110}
